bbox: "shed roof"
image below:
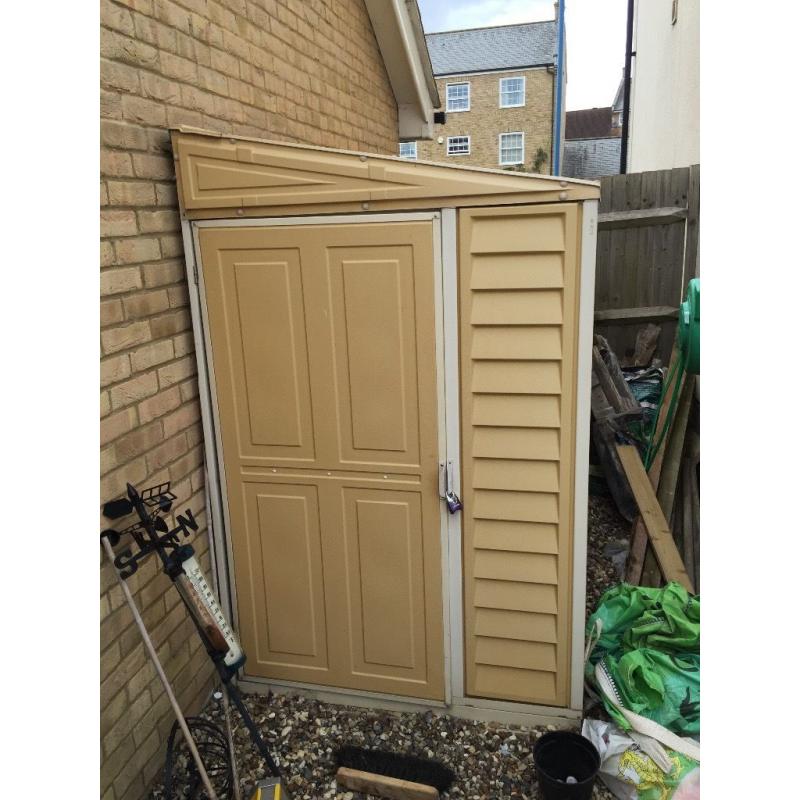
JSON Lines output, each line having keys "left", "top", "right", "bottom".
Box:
{"left": 170, "top": 127, "right": 598, "bottom": 219}
{"left": 425, "top": 21, "right": 557, "bottom": 75}
{"left": 566, "top": 107, "right": 613, "bottom": 140}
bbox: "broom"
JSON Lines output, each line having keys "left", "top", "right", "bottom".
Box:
{"left": 335, "top": 746, "right": 455, "bottom": 800}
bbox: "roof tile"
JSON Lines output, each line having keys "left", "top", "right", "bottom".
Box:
{"left": 566, "top": 107, "right": 614, "bottom": 140}
{"left": 426, "top": 21, "right": 557, "bottom": 75}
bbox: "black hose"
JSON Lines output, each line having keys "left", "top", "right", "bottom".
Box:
{"left": 163, "top": 717, "right": 233, "bottom": 799}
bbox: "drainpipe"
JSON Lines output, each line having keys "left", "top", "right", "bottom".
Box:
{"left": 552, "top": 0, "right": 566, "bottom": 175}
{"left": 620, "top": 0, "right": 635, "bottom": 173}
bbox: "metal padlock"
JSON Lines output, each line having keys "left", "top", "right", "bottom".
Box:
{"left": 445, "top": 490, "right": 463, "bottom": 514}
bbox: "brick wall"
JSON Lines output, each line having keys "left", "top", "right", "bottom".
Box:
{"left": 414, "top": 68, "right": 554, "bottom": 172}
{"left": 100, "top": 2, "right": 398, "bottom": 798}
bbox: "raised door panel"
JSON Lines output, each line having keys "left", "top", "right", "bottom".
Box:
{"left": 329, "top": 248, "right": 419, "bottom": 465}
{"left": 338, "top": 486, "right": 444, "bottom": 700}
{"left": 313, "top": 223, "right": 437, "bottom": 473}
{"left": 200, "top": 231, "right": 316, "bottom": 465}
{"left": 234, "top": 482, "right": 331, "bottom": 681}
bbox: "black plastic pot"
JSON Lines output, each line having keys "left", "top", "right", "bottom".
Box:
{"left": 532, "top": 730, "right": 601, "bottom": 800}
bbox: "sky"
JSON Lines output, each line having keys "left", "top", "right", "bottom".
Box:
{"left": 417, "top": 0, "right": 627, "bottom": 111}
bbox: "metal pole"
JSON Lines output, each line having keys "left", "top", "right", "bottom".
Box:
{"left": 620, "top": 0, "right": 635, "bottom": 173}
{"left": 101, "top": 537, "right": 219, "bottom": 800}
{"left": 224, "top": 679, "right": 283, "bottom": 779}
{"left": 552, "top": 0, "right": 566, "bottom": 175}
{"left": 220, "top": 688, "right": 242, "bottom": 800}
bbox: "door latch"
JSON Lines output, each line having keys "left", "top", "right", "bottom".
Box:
{"left": 440, "top": 460, "right": 462, "bottom": 515}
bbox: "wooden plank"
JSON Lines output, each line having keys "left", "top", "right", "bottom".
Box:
{"left": 590, "top": 363, "right": 638, "bottom": 522}
{"left": 640, "top": 169, "right": 659, "bottom": 209}
{"left": 686, "top": 429, "right": 700, "bottom": 591}
{"left": 681, "top": 458, "right": 695, "bottom": 594}
{"left": 616, "top": 444, "right": 694, "bottom": 592}
{"left": 599, "top": 175, "right": 615, "bottom": 214}
{"left": 664, "top": 167, "right": 690, "bottom": 308}
{"left": 597, "top": 206, "right": 687, "bottom": 230}
{"left": 594, "top": 306, "right": 678, "bottom": 323}
{"left": 591, "top": 418, "right": 638, "bottom": 522}
{"left": 336, "top": 767, "right": 439, "bottom": 800}
{"left": 684, "top": 164, "right": 700, "bottom": 290}
{"left": 626, "top": 339, "right": 683, "bottom": 584}
{"left": 608, "top": 174, "right": 628, "bottom": 309}
{"left": 640, "top": 372, "right": 696, "bottom": 587}
{"left": 593, "top": 347, "right": 625, "bottom": 412}
{"left": 631, "top": 323, "right": 660, "bottom": 367}
{"left": 593, "top": 335, "right": 640, "bottom": 414}
{"left": 667, "top": 166, "right": 690, "bottom": 208}
{"left": 621, "top": 172, "right": 643, "bottom": 311}
{"left": 628, "top": 514, "right": 655, "bottom": 588}
{"left": 656, "top": 376, "right": 696, "bottom": 523}
{"left": 595, "top": 226, "right": 612, "bottom": 310}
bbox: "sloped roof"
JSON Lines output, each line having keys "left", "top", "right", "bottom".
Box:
{"left": 425, "top": 21, "right": 557, "bottom": 75}
{"left": 565, "top": 107, "right": 613, "bottom": 140}
{"left": 612, "top": 75, "right": 625, "bottom": 112}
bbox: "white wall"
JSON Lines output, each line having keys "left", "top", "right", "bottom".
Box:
{"left": 628, "top": 0, "right": 699, "bottom": 172}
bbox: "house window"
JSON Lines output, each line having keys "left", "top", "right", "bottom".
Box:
{"left": 446, "top": 83, "right": 470, "bottom": 112}
{"left": 499, "top": 132, "right": 524, "bottom": 165}
{"left": 398, "top": 141, "right": 417, "bottom": 160}
{"left": 447, "top": 136, "right": 470, "bottom": 156}
{"left": 500, "top": 77, "right": 526, "bottom": 108}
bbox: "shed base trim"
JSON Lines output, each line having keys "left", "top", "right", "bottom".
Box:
{"left": 236, "top": 675, "right": 582, "bottom": 727}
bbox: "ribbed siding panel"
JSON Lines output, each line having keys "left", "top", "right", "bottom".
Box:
{"left": 460, "top": 204, "right": 581, "bottom": 707}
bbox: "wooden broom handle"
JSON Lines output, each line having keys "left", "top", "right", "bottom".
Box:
{"left": 102, "top": 537, "right": 219, "bottom": 800}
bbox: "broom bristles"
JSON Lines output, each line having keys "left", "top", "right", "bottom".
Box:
{"left": 335, "top": 746, "right": 455, "bottom": 792}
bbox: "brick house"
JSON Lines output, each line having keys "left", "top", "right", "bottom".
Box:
{"left": 562, "top": 104, "right": 622, "bottom": 180}
{"left": 99, "top": 2, "right": 438, "bottom": 798}
{"left": 400, "top": 20, "right": 563, "bottom": 173}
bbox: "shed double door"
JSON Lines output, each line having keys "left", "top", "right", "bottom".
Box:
{"left": 199, "top": 219, "right": 445, "bottom": 700}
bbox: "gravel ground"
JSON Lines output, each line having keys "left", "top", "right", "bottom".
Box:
{"left": 150, "top": 690, "right": 616, "bottom": 800}
{"left": 150, "top": 495, "right": 627, "bottom": 800}
{"left": 585, "top": 494, "right": 629, "bottom": 619}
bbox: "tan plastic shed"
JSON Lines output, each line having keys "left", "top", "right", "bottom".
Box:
{"left": 171, "top": 128, "right": 599, "bottom": 726}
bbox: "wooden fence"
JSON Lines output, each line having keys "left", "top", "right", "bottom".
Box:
{"left": 593, "top": 165, "right": 699, "bottom": 364}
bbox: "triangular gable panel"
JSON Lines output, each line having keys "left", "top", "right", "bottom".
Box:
{"left": 172, "top": 130, "right": 599, "bottom": 215}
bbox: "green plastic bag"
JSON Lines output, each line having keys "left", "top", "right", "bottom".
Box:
{"left": 586, "top": 583, "right": 700, "bottom": 737}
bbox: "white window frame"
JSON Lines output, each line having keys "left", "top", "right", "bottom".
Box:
{"left": 499, "top": 76, "right": 526, "bottom": 108}
{"left": 398, "top": 141, "right": 417, "bottom": 160}
{"left": 498, "top": 131, "right": 525, "bottom": 166}
{"left": 446, "top": 135, "right": 471, "bottom": 156}
{"left": 445, "top": 82, "right": 470, "bottom": 113}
